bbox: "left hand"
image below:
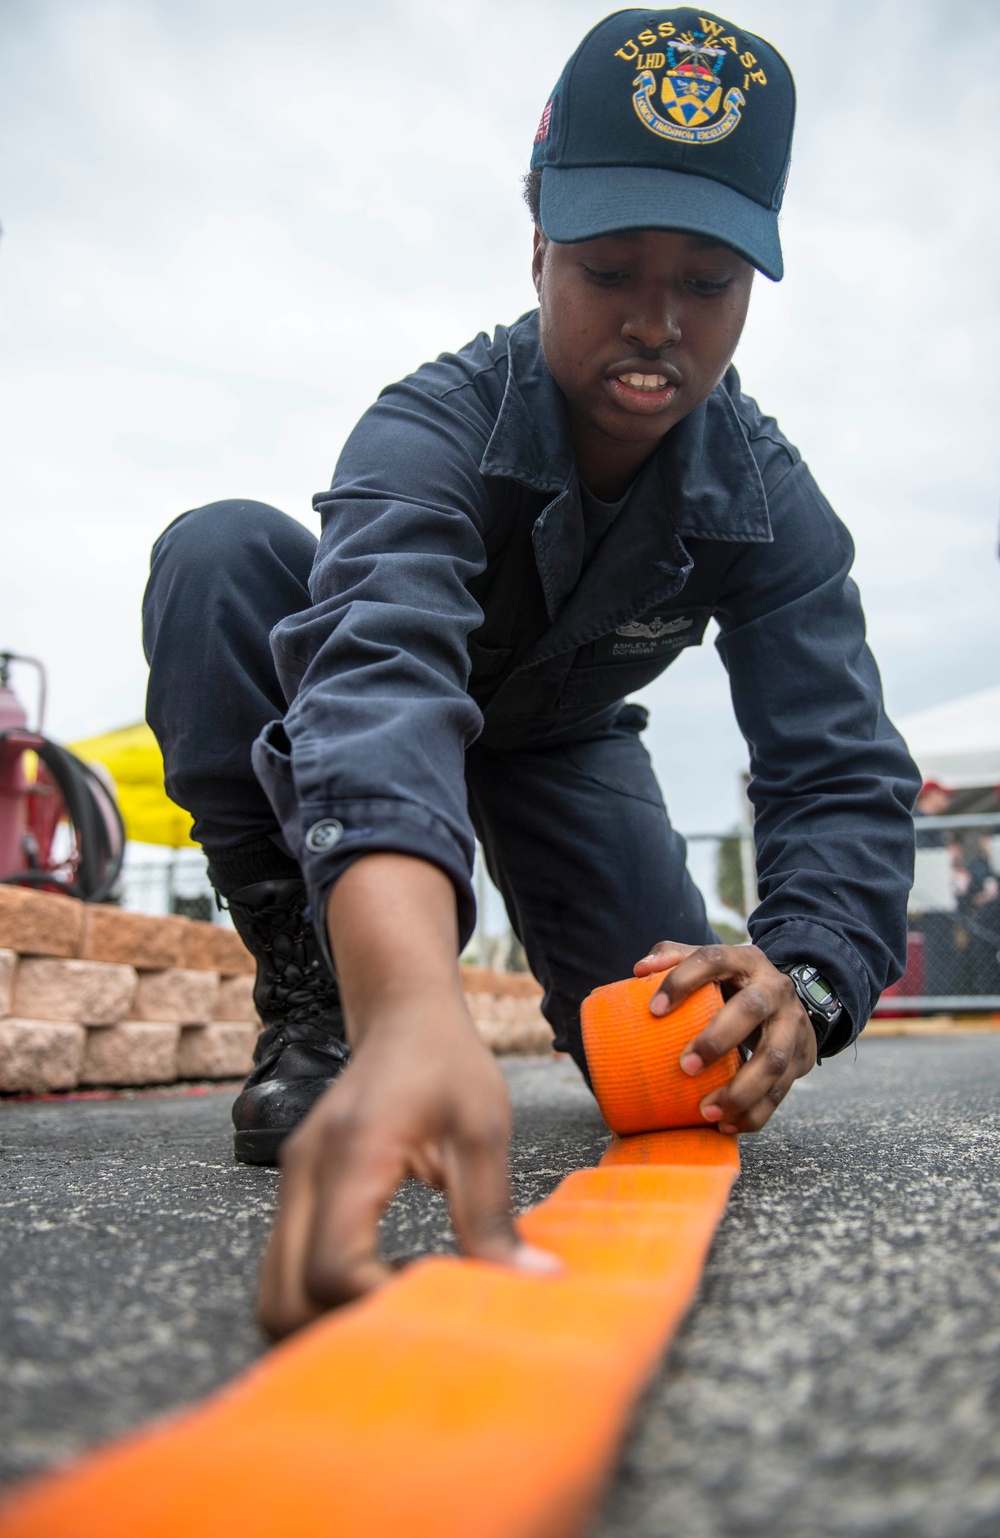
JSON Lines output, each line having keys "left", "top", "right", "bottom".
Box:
{"left": 634, "top": 941, "right": 817, "bottom": 1134}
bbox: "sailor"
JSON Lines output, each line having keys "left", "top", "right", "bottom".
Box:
{"left": 143, "top": 8, "right": 920, "bottom": 1334}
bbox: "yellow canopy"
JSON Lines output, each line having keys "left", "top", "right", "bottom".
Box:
{"left": 69, "top": 722, "right": 197, "bottom": 849}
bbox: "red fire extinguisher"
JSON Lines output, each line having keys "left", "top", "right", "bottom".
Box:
{"left": 0, "top": 651, "right": 124, "bottom": 900}
{"left": 0, "top": 651, "right": 44, "bottom": 881}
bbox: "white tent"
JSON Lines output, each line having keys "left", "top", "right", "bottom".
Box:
{"left": 896, "top": 686, "right": 1000, "bottom": 789}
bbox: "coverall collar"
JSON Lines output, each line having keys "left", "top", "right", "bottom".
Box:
{"left": 481, "top": 311, "right": 773, "bottom": 624}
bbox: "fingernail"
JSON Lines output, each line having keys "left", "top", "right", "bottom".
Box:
{"left": 719, "top": 1124, "right": 739, "bottom": 1136}
{"left": 513, "top": 1243, "right": 563, "bottom": 1275}
{"left": 649, "top": 993, "right": 669, "bottom": 1016}
{"left": 680, "top": 1052, "right": 703, "bottom": 1075}
{"left": 701, "top": 1104, "right": 724, "bottom": 1122}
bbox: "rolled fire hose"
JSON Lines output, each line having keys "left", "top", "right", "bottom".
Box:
{"left": 0, "top": 971, "right": 740, "bottom": 1538}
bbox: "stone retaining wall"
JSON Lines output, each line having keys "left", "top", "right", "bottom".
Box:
{"left": 0, "top": 887, "right": 551, "bottom": 1093}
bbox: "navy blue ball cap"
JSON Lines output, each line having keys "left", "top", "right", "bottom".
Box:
{"left": 530, "top": 8, "right": 795, "bottom": 281}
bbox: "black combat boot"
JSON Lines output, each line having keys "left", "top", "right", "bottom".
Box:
{"left": 226, "top": 878, "right": 349, "bottom": 1166}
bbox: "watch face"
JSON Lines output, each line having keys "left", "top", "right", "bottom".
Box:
{"left": 790, "top": 964, "right": 841, "bottom": 1025}
{"left": 804, "top": 974, "right": 834, "bottom": 1008}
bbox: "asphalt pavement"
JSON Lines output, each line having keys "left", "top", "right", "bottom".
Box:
{"left": 1, "top": 1037, "right": 999, "bottom": 1537}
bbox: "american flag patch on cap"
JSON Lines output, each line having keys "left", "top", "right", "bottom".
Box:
{"left": 534, "top": 99, "right": 553, "bottom": 144}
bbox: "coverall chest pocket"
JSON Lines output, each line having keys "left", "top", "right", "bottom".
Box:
{"left": 556, "top": 606, "right": 712, "bottom": 712}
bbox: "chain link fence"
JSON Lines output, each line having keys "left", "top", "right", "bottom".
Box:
{"left": 685, "top": 816, "right": 1000, "bottom": 1013}
{"left": 686, "top": 816, "right": 1000, "bottom": 1014}
{"left": 119, "top": 849, "right": 228, "bottom": 927}
{"left": 115, "top": 816, "right": 1000, "bottom": 1012}
{"left": 883, "top": 812, "right": 1000, "bottom": 1012}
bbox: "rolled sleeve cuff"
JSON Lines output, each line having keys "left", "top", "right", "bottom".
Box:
{"left": 251, "top": 725, "right": 477, "bottom": 971}
{"left": 751, "top": 919, "right": 873, "bottom": 1058}
{"left": 295, "top": 798, "right": 477, "bottom": 971}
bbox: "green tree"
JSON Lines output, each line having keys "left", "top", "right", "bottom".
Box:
{"left": 715, "top": 830, "right": 747, "bottom": 920}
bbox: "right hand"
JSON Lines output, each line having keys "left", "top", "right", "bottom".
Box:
{"left": 258, "top": 995, "right": 537, "bottom": 1337}
{"left": 257, "top": 854, "right": 558, "bottom": 1338}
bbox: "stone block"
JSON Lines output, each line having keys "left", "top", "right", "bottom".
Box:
{"left": 12, "top": 957, "right": 138, "bottom": 1025}
{"left": 470, "top": 993, "right": 551, "bottom": 1055}
{"left": 80, "top": 907, "right": 189, "bottom": 969}
{"left": 182, "top": 922, "right": 255, "bottom": 975}
{"left": 213, "top": 974, "right": 258, "bottom": 1022}
{"left": 134, "top": 968, "right": 220, "bottom": 1025}
{"left": 461, "top": 966, "right": 543, "bottom": 999}
{"left": 81, "top": 1021, "right": 179, "bottom": 1086}
{"left": 177, "top": 1022, "right": 258, "bottom": 1080}
{"left": 0, "top": 886, "right": 83, "bottom": 958}
{"left": 0, "top": 1020, "right": 86, "bottom": 1091}
{"left": 0, "top": 949, "right": 16, "bottom": 1018}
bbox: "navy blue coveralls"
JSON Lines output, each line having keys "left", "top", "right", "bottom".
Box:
{"left": 144, "top": 311, "right": 919, "bottom": 1071}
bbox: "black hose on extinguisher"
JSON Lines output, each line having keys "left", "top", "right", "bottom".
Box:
{"left": 0, "top": 739, "right": 125, "bottom": 903}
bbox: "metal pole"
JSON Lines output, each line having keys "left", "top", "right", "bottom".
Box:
{"left": 738, "top": 772, "right": 757, "bottom": 923}
{"left": 476, "top": 845, "right": 490, "bottom": 966}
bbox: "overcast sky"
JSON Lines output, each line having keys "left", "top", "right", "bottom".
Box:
{"left": 1, "top": 0, "right": 998, "bottom": 840}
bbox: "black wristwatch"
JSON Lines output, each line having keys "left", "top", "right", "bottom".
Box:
{"left": 779, "top": 962, "right": 843, "bottom": 1047}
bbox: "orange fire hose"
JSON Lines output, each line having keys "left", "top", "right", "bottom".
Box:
{"left": 0, "top": 970, "right": 739, "bottom": 1538}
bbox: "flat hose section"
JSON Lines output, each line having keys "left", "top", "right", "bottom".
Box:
{"left": 0, "top": 971, "right": 739, "bottom": 1538}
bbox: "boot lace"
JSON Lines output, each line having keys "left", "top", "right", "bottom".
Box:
{"left": 228, "top": 888, "right": 348, "bottom": 1072}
